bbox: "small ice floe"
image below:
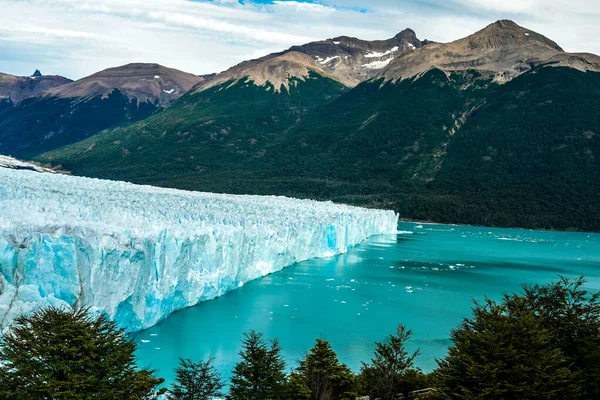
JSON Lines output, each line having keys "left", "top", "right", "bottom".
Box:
{"left": 341, "top": 301, "right": 347, "bottom": 304}
{"left": 405, "top": 286, "right": 413, "bottom": 290}
{"left": 150, "top": 333, "right": 158, "bottom": 337}
{"left": 284, "top": 304, "right": 289, "bottom": 307}
{"left": 389, "top": 266, "right": 395, "bottom": 269}
{"left": 154, "top": 347, "right": 161, "bottom": 350}
{"left": 406, "top": 289, "right": 414, "bottom": 293}
{"left": 449, "top": 265, "right": 456, "bottom": 270}
{"left": 350, "top": 279, "right": 356, "bottom": 283}
{"left": 415, "top": 225, "right": 423, "bottom": 229}
{"left": 326, "top": 278, "right": 335, "bottom": 281}
{"left": 141, "top": 340, "right": 150, "bottom": 343}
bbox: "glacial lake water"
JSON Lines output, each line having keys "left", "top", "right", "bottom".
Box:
{"left": 134, "top": 222, "right": 600, "bottom": 385}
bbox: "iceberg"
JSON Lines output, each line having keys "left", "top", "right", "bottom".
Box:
{"left": 0, "top": 168, "right": 398, "bottom": 332}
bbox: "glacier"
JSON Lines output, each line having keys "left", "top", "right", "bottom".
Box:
{"left": 0, "top": 167, "right": 398, "bottom": 332}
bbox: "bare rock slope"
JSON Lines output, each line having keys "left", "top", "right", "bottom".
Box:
{"left": 194, "top": 29, "right": 426, "bottom": 92}
{"left": 0, "top": 71, "right": 72, "bottom": 104}
{"left": 380, "top": 20, "right": 600, "bottom": 82}
{"left": 45, "top": 63, "right": 204, "bottom": 105}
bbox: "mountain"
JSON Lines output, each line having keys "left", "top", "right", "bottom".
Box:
{"left": 0, "top": 70, "right": 72, "bottom": 107}
{"left": 0, "top": 63, "right": 203, "bottom": 158}
{"left": 33, "top": 20, "right": 600, "bottom": 231}
{"left": 281, "top": 28, "right": 425, "bottom": 87}
{"left": 380, "top": 20, "right": 600, "bottom": 82}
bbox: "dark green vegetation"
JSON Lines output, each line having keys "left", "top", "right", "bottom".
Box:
{"left": 168, "top": 357, "right": 223, "bottom": 400}
{"left": 0, "top": 89, "right": 158, "bottom": 158}
{"left": 38, "top": 67, "right": 600, "bottom": 231}
{"left": 2, "top": 278, "right": 598, "bottom": 399}
{"left": 229, "top": 331, "right": 287, "bottom": 400}
{"left": 0, "top": 307, "right": 165, "bottom": 399}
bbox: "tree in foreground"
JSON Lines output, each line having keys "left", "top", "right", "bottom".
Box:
{"left": 169, "top": 356, "right": 224, "bottom": 400}
{"left": 291, "top": 339, "right": 357, "bottom": 400}
{"left": 434, "top": 295, "right": 581, "bottom": 399}
{"left": 228, "top": 330, "right": 287, "bottom": 400}
{"left": 505, "top": 276, "right": 600, "bottom": 398}
{"left": 359, "top": 324, "right": 423, "bottom": 400}
{"left": 0, "top": 306, "right": 165, "bottom": 400}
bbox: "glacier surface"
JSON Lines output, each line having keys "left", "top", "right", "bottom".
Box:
{"left": 0, "top": 168, "right": 398, "bottom": 332}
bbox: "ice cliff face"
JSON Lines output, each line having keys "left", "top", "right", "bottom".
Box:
{"left": 0, "top": 169, "right": 398, "bottom": 332}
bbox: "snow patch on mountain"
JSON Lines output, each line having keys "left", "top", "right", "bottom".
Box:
{"left": 365, "top": 46, "right": 399, "bottom": 58}
{"left": 363, "top": 58, "right": 394, "bottom": 69}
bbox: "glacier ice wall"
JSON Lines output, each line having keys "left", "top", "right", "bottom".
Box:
{"left": 0, "top": 168, "right": 398, "bottom": 332}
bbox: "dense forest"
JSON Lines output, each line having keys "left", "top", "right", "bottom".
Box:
{"left": 39, "top": 67, "right": 600, "bottom": 231}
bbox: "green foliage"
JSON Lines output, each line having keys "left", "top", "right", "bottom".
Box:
{"left": 0, "top": 89, "right": 158, "bottom": 158}
{"left": 293, "top": 339, "right": 357, "bottom": 400}
{"left": 228, "top": 330, "right": 287, "bottom": 400}
{"left": 434, "top": 293, "right": 582, "bottom": 399}
{"left": 0, "top": 306, "right": 165, "bottom": 400}
{"left": 359, "top": 324, "right": 422, "bottom": 400}
{"left": 38, "top": 68, "right": 600, "bottom": 231}
{"left": 168, "top": 356, "right": 224, "bottom": 400}
{"left": 504, "top": 276, "right": 600, "bottom": 399}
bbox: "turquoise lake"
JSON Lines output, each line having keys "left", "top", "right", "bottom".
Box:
{"left": 134, "top": 222, "right": 600, "bottom": 384}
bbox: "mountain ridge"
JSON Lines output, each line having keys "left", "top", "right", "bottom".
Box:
{"left": 3, "top": 19, "right": 600, "bottom": 231}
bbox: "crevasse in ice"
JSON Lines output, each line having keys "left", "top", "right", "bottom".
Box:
{"left": 0, "top": 168, "right": 398, "bottom": 332}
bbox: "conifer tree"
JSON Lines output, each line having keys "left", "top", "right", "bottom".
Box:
{"left": 0, "top": 306, "right": 165, "bottom": 399}
{"left": 359, "top": 324, "right": 421, "bottom": 400}
{"left": 434, "top": 296, "right": 581, "bottom": 399}
{"left": 169, "top": 356, "right": 224, "bottom": 400}
{"left": 293, "top": 339, "right": 357, "bottom": 400}
{"left": 228, "top": 330, "right": 287, "bottom": 400}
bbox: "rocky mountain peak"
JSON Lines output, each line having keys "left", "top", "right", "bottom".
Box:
{"left": 379, "top": 20, "right": 598, "bottom": 84}
{"left": 394, "top": 28, "right": 417, "bottom": 41}
{"left": 43, "top": 63, "right": 203, "bottom": 105}
{"left": 31, "top": 69, "right": 43, "bottom": 78}
{"left": 193, "top": 51, "right": 332, "bottom": 93}
{"left": 466, "top": 19, "right": 563, "bottom": 52}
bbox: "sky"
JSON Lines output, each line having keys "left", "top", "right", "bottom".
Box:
{"left": 1, "top": 0, "right": 599, "bottom": 80}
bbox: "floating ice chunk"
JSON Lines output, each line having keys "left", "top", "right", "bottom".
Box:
{"left": 141, "top": 340, "right": 150, "bottom": 343}
{"left": 0, "top": 169, "right": 398, "bottom": 332}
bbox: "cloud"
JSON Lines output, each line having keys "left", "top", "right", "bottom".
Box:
{"left": 0, "top": 0, "right": 598, "bottom": 80}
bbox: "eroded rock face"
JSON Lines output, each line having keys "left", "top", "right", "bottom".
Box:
{"left": 380, "top": 20, "right": 600, "bottom": 82}
{"left": 193, "top": 29, "right": 427, "bottom": 93}
{"left": 0, "top": 72, "right": 72, "bottom": 104}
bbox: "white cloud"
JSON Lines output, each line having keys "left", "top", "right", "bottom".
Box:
{"left": 0, "top": 0, "right": 598, "bottom": 80}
